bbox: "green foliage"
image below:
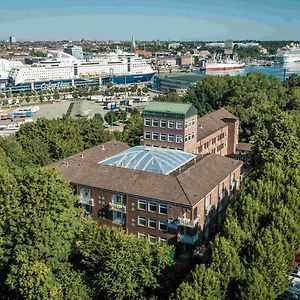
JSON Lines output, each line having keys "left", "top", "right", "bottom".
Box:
{"left": 0, "top": 167, "right": 89, "bottom": 299}
{"left": 122, "top": 113, "right": 143, "bottom": 146}
{"left": 75, "top": 222, "right": 172, "bottom": 300}
{"left": 104, "top": 111, "right": 117, "bottom": 125}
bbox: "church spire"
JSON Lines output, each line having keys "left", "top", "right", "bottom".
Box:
{"left": 131, "top": 35, "right": 136, "bottom": 52}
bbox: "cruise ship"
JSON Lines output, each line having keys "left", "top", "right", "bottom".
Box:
{"left": 6, "top": 50, "right": 155, "bottom": 92}
{"left": 276, "top": 44, "right": 300, "bottom": 63}
{"left": 0, "top": 58, "right": 23, "bottom": 85}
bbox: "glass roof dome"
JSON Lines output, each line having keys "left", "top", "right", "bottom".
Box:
{"left": 99, "top": 146, "right": 196, "bottom": 175}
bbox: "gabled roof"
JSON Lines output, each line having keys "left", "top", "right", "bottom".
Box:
{"left": 143, "top": 102, "right": 198, "bottom": 118}
{"left": 197, "top": 108, "right": 238, "bottom": 140}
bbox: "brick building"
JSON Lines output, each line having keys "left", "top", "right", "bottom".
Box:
{"left": 142, "top": 102, "right": 239, "bottom": 156}
{"left": 53, "top": 141, "right": 242, "bottom": 248}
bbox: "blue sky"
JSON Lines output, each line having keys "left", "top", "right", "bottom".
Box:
{"left": 1, "top": 0, "right": 299, "bottom": 41}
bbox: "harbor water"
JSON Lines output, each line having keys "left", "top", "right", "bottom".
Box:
{"left": 194, "top": 62, "right": 300, "bottom": 81}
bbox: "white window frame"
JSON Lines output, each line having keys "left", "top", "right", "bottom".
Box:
{"left": 152, "top": 119, "right": 159, "bottom": 127}
{"left": 148, "top": 201, "right": 157, "bottom": 213}
{"left": 160, "top": 120, "right": 167, "bottom": 128}
{"left": 159, "top": 220, "right": 168, "bottom": 231}
{"left": 138, "top": 216, "right": 147, "bottom": 227}
{"left": 138, "top": 232, "right": 147, "bottom": 239}
{"left": 144, "top": 118, "right": 151, "bottom": 126}
{"left": 148, "top": 218, "right": 157, "bottom": 229}
{"left": 168, "top": 134, "right": 175, "bottom": 142}
{"left": 168, "top": 120, "right": 175, "bottom": 129}
{"left": 176, "top": 121, "right": 183, "bottom": 130}
{"left": 160, "top": 133, "right": 167, "bottom": 141}
{"left": 176, "top": 135, "right": 183, "bottom": 143}
{"left": 148, "top": 234, "right": 157, "bottom": 243}
{"left": 138, "top": 199, "right": 147, "bottom": 210}
{"left": 152, "top": 132, "right": 159, "bottom": 140}
{"left": 144, "top": 132, "right": 151, "bottom": 140}
{"left": 159, "top": 204, "right": 168, "bottom": 215}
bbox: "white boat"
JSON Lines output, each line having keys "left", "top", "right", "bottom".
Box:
{"left": 0, "top": 58, "right": 23, "bottom": 83}
{"left": 201, "top": 60, "right": 245, "bottom": 71}
{"left": 276, "top": 44, "right": 300, "bottom": 63}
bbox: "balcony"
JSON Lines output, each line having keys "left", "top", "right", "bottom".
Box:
{"left": 205, "top": 204, "right": 212, "bottom": 215}
{"left": 112, "top": 218, "right": 125, "bottom": 226}
{"left": 219, "top": 190, "right": 226, "bottom": 200}
{"left": 177, "top": 217, "right": 199, "bottom": 228}
{"left": 109, "top": 202, "right": 126, "bottom": 214}
{"left": 177, "top": 232, "right": 199, "bottom": 245}
{"left": 230, "top": 180, "right": 236, "bottom": 191}
{"left": 79, "top": 197, "right": 94, "bottom": 206}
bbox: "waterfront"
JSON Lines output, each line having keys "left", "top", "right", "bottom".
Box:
{"left": 194, "top": 62, "right": 300, "bottom": 80}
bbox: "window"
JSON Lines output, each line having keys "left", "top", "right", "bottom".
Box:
{"left": 152, "top": 132, "right": 159, "bottom": 140}
{"left": 138, "top": 232, "right": 147, "bottom": 239}
{"left": 192, "top": 119, "right": 195, "bottom": 126}
{"left": 159, "top": 204, "right": 168, "bottom": 215}
{"left": 160, "top": 133, "right": 167, "bottom": 141}
{"left": 145, "top": 132, "right": 151, "bottom": 139}
{"left": 176, "top": 121, "right": 183, "bottom": 129}
{"left": 188, "top": 134, "right": 191, "bottom": 140}
{"left": 177, "top": 147, "right": 183, "bottom": 151}
{"left": 144, "top": 118, "right": 151, "bottom": 126}
{"left": 138, "top": 216, "right": 147, "bottom": 226}
{"left": 148, "top": 201, "right": 157, "bottom": 212}
{"left": 205, "top": 194, "right": 211, "bottom": 210}
{"left": 159, "top": 220, "right": 168, "bottom": 231}
{"left": 148, "top": 219, "right": 157, "bottom": 229}
{"left": 176, "top": 135, "right": 183, "bottom": 143}
{"left": 149, "top": 234, "right": 157, "bottom": 243}
{"left": 152, "top": 119, "right": 159, "bottom": 127}
{"left": 168, "top": 120, "right": 175, "bottom": 129}
{"left": 138, "top": 199, "right": 147, "bottom": 210}
{"left": 113, "top": 194, "right": 124, "bottom": 204}
{"left": 168, "top": 134, "right": 175, "bottom": 142}
{"left": 184, "top": 135, "right": 188, "bottom": 142}
{"left": 191, "top": 132, "right": 195, "bottom": 139}
{"left": 81, "top": 187, "right": 90, "bottom": 197}
{"left": 160, "top": 120, "right": 167, "bottom": 128}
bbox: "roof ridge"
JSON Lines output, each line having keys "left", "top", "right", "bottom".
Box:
{"left": 176, "top": 176, "right": 192, "bottom": 207}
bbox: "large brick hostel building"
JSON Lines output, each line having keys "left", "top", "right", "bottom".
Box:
{"left": 53, "top": 140, "right": 242, "bottom": 247}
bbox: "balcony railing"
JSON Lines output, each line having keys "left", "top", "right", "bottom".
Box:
{"left": 109, "top": 202, "right": 126, "bottom": 214}
{"left": 230, "top": 180, "right": 236, "bottom": 191}
{"left": 79, "top": 197, "right": 94, "bottom": 206}
{"left": 177, "top": 217, "right": 199, "bottom": 228}
{"left": 112, "top": 218, "right": 125, "bottom": 226}
{"left": 219, "top": 190, "right": 226, "bottom": 200}
{"left": 177, "top": 232, "right": 199, "bottom": 245}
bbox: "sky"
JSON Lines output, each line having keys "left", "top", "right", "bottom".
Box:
{"left": 1, "top": 0, "right": 300, "bottom": 41}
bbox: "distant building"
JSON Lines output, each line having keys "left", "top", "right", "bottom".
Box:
{"left": 153, "top": 74, "right": 202, "bottom": 92}
{"left": 9, "top": 36, "right": 17, "bottom": 43}
{"left": 53, "top": 141, "right": 243, "bottom": 247}
{"left": 64, "top": 45, "right": 84, "bottom": 59}
{"left": 176, "top": 55, "right": 195, "bottom": 66}
{"left": 168, "top": 43, "right": 181, "bottom": 49}
{"left": 224, "top": 39, "right": 233, "bottom": 49}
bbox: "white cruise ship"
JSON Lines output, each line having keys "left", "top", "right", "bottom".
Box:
{"left": 0, "top": 58, "right": 23, "bottom": 84}
{"left": 7, "top": 50, "right": 155, "bottom": 92}
{"left": 276, "top": 44, "right": 300, "bottom": 63}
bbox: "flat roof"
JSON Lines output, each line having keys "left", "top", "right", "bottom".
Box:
{"left": 143, "top": 101, "right": 198, "bottom": 118}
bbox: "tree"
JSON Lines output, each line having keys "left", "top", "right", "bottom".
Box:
{"left": 104, "top": 111, "right": 117, "bottom": 125}
{"left": 0, "top": 167, "right": 89, "bottom": 299}
{"left": 175, "top": 265, "right": 222, "bottom": 300}
{"left": 75, "top": 222, "right": 172, "bottom": 300}
{"left": 122, "top": 113, "right": 143, "bottom": 146}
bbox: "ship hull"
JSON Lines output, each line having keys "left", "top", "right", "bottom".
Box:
{"left": 4, "top": 72, "right": 156, "bottom": 93}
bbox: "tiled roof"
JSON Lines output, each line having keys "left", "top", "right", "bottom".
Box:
{"left": 52, "top": 141, "right": 242, "bottom": 208}
{"left": 197, "top": 108, "right": 238, "bottom": 140}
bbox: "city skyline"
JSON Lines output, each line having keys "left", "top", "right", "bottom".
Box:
{"left": 1, "top": 0, "right": 300, "bottom": 41}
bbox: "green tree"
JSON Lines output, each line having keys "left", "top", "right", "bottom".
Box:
{"left": 104, "top": 111, "right": 117, "bottom": 125}
{"left": 76, "top": 222, "right": 172, "bottom": 300}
